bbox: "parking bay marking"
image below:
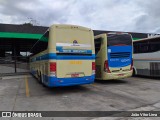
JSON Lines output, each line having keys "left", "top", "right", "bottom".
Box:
{"left": 25, "top": 75, "right": 30, "bottom": 97}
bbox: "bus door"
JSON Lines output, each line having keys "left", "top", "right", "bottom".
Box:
{"left": 95, "top": 37, "right": 103, "bottom": 78}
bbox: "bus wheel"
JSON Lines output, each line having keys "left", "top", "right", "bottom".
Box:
{"left": 39, "top": 72, "right": 42, "bottom": 84}
{"left": 42, "top": 78, "right": 47, "bottom": 88}
{"left": 40, "top": 74, "right": 47, "bottom": 87}
{"left": 37, "top": 71, "right": 42, "bottom": 84}
{"left": 36, "top": 70, "right": 39, "bottom": 79}
{"left": 132, "top": 68, "right": 136, "bottom": 76}
{"left": 36, "top": 70, "right": 40, "bottom": 82}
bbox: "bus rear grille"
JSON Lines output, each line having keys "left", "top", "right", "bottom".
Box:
{"left": 110, "top": 52, "right": 130, "bottom": 58}
{"left": 150, "top": 62, "right": 160, "bottom": 76}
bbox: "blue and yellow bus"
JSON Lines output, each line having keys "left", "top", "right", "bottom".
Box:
{"left": 30, "top": 24, "right": 95, "bottom": 87}
{"left": 94, "top": 33, "right": 133, "bottom": 80}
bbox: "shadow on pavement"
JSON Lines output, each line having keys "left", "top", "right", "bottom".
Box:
{"left": 134, "top": 75, "right": 160, "bottom": 80}
{"left": 32, "top": 80, "right": 91, "bottom": 96}
{"left": 95, "top": 79, "right": 128, "bottom": 84}
{"left": 48, "top": 85, "right": 88, "bottom": 94}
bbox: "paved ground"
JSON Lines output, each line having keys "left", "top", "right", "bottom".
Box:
{"left": 0, "top": 62, "right": 29, "bottom": 74}
{"left": 0, "top": 63, "right": 29, "bottom": 74}
{"left": 0, "top": 75, "right": 160, "bottom": 120}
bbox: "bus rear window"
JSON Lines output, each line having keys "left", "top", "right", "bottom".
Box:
{"left": 107, "top": 34, "right": 132, "bottom": 46}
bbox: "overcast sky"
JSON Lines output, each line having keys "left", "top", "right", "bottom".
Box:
{"left": 0, "top": 0, "right": 160, "bottom": 33}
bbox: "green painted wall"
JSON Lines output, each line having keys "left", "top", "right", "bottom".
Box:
{"left": 39, "top": 36, "right": 48, "bottom": 42}
{"left": 0, "top": 32, "right": 141, "bottom": 41}
{"left": 132, "top": 38, "right": 141, "bottom": 41}
{"left": 0, "top": 32, "right": 42, "bottom": 39}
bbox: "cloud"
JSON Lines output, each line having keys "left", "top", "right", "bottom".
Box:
{"left": 132, "top": 0, "right": 160, "bottom": 33}
{"left": 0, "top": 0, "right": 160, "bottom": 33}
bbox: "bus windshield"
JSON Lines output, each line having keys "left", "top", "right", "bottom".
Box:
{"left": 107, "top": 34, "right": 132, "bottom": 46}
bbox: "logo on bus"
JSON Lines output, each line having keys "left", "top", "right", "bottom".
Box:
{"left": 121, "top": 59, "right": 130, "bottom": 62}
{"left": 73, "top": 40, "right": 79, "bottom": 46}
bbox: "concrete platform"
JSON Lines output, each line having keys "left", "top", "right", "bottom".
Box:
{"left": 0, "top": 75, "right": 160, "bottom": 120}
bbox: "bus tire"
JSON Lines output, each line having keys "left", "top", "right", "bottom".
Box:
{"left": 42, "top": 82, "right": 47, "bottom": 87}
{"left": 40, "top": 74, "right": 47, "bottom": 87}
{"left": 132, "top": 68, "right": 136, "bottom": 76}
{"left": 36, "top": 70, "right": 40, "bottom": 81}
{"left": 36, "top": 70, "right": 39, "bottom": 79}
{"left": 37, "top": 71, "right": 42, "bottom": 84}
{"left": 39, "top": 72, "right": 42, "bottom": 84}
{"left": 42, "top": 79, "right": 47, "bottom": 88}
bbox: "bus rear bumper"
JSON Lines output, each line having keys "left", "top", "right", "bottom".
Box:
{"left": 103, "top": 70, "right": 133, "bottom": 80}
{"left": 44, "top": 75, "right": 95, "bottom": 87}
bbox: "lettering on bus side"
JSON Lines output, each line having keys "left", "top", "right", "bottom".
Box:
{"left": 121, "top": 59, "right": 130, "bottom": 62}
{"left": 63, "top": 50, "right": 72, "bottom": 52}
{"left": 70, "top": 61, "right": 82, "bottom": 65}
{"left": 110, "top": 58, "right": 119, "bottom": 62}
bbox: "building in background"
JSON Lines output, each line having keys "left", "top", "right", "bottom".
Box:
{"left": 0, "top": 23, "right": 159, "bottom": 74}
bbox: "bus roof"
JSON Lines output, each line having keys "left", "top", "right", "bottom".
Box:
{"left": 50, "top": 24, "right": 92, "bottom": 31}
{"left": 94, "top": 32, "right": 131, "bottom": 39}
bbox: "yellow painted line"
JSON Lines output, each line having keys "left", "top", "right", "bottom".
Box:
{"left": 25, "top": 75, "right": 30, "bottom": 97}
{"left": 91, "top": 83, "right": 97, "bottom": 86}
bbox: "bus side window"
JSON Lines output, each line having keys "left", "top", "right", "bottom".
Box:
{"left": 30, "top": 31, "right": 49, "bottom": 55}
{"left": 134, "top": 44, "right": 141, "bottom": 53}
{"left": 134, "top": 43, "right": 149, "bottom": 53}
{"left": 133, "top": 43, "right": 138, "bottom": 53}
{"left": 141, "top": 43, "right": 149, "bottom": 53}
{"left": 134, "top": 38, "right": 160, "bottom": 54}
{"left": 149, "top": 41, "right": 160, "bottom": 52}
{"left": 95, "top": 38, "right": 102, "bottom": 55}
{"left": 30, "top": 41, "right": 47, "bottom": 54}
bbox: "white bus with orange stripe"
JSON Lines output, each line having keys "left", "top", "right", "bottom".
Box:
{"left": 133, "top": 36, "right": 160, "bottom": 77}
{"left": 94, "top": 33, "right": 133, "bottom": 80}
{"left": 30, "top": 24, "right": 95, "bottom": 87}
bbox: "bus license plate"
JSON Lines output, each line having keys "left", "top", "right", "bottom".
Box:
{"left": 118, "top": 74, "right": 124, "bottom": 76}
{"left": 71, "top": 74, "right": 79, "bottom": 77}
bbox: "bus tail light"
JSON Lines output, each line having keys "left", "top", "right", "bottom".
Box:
{"left": 92, "top": 62, "right": 95, "bottom": 74}
{"left": 130, "top": 59, "right": 133, "bottom": 70}
{"left": 104, "top": 60, "right": 111, "bottom": 73}
{"left": 50, "top": 62, "right": 56, "bottom": 76}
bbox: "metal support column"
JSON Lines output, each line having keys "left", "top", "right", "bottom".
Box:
{"left": 14, "top": 40, "right": 17, "bottom": 73}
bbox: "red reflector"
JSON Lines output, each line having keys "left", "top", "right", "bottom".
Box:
{"left": 104, "top": 60, "right": 111, "bottom": 73}
{"left": 130, "top": 59, "right": 133, "bottom": 70}
{"left": 50, "top": 62, "right": 56, "bottom": 72}
{"left": 92, "top": 62, "right": 95, "bottom": 70}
